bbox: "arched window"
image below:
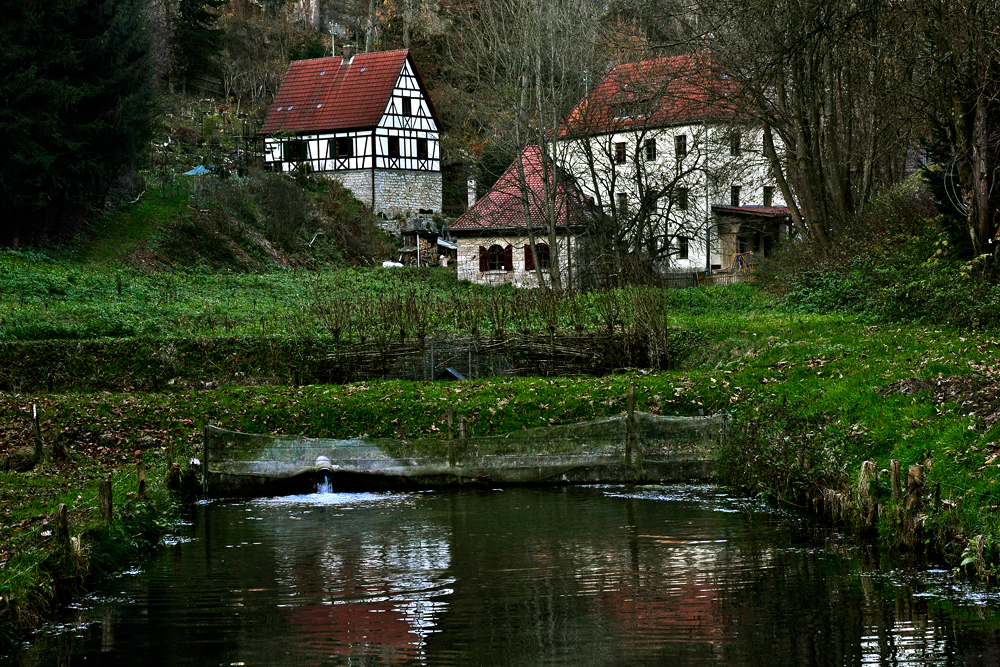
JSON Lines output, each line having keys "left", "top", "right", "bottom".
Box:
{"left": 487, "top": 244, "right": 505, "bottom": 270}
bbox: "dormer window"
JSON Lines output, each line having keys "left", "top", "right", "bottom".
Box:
{"left": 612, "top": 100, "right": 650, "bottom": 120}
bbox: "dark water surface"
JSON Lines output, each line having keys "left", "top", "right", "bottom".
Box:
{"left": 11, "top": 485, "right": 1000, "bottom": 666}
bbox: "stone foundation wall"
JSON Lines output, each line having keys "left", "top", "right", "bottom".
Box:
{"left": 327, "top": 170, "right": 374, "bottom": 207}
{"left": 322, "top": 169, "right": 442, "bottom": 217}
{"left": 456, "top": 235, "right": 578, "bottom": 289}
{"left": 375, "top": 170, "right": 441, "bottom": 217}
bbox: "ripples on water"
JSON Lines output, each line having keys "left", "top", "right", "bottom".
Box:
{"left": 8, "top": 485, "right": 1000, "bottom": 666}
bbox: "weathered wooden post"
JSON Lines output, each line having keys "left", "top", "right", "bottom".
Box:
{"left": 137, "top": 460, "right": 147, "bottom": 499}
{"left": 33, "top": 403, "right": 44, "bottom": 464}
{"left": 448, "top": 404, "right": 455, "bottom": 467}
{"left": 458, "top": 414, "right": 467, "bottom": 440}
{"left": 55, "top": 503, "right": 70, "bottom": 554}
{"left": 905, "top": 464, "right": 925, "bottom": 511}
{"left": 165, "top": 444, "right": 180, "bottom": 492}
{"left": 625, "top": 384, "right": 635, "bottom": 463}
{"left": 202, "top": 421, "right": 213, "bottom": 495}
{"left": 99, "top": 475, "right": 113, "bottom": 525}
{"left": 858, "top": 460, "right": 877, "bottom": 529}
{"left": 890, "top": 459, "right": 902, "bottom": 502}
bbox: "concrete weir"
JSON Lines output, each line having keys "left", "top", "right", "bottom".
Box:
{"left": 207, "top": 454, "right": 718, "bottom": 496}
{"left": 201, "top": 409, "right": 726, "bottom": 497}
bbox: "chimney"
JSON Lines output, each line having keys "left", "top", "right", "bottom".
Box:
{"left": 342, "top": 44, "right": 354, "bottom": 63}
{"left": 467, "top": 177, "right": 477, "bottom": 208}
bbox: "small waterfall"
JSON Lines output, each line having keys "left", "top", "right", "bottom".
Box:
{"left": 317, "top": 472, "right": 333, "bottom": 494}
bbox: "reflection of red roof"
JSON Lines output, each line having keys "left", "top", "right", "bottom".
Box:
{"left": 447, "top": 146, "right": 589, "bottom": 233}
{"left": 560, "top": 52, "right": 739, "bottom": 136}
{"left": 294, "top": 597, "right": 419, "bottom": 659}
{"left": 261, "top": 50, "right": 420, "bottom": 134}
{"left": 711, "top": 205, "right": 791, "bottom": 217}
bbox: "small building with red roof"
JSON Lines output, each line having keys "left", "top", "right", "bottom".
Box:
{"left": 558, "top": 51, "right": 792, "bottom": 274}
{"left": 447, "top": 146, "right": 592, "bottom": 288}
{"left": 261, "top": 47, "right": 441, "bottom": 217}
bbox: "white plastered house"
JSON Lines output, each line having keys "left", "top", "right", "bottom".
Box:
{"left": 556, "top": 52, "right": 793, "bottom": 273}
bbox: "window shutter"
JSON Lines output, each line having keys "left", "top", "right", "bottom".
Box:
{"left": 479, "top": 246, "right": 488, "bottom": 272}
{"left": 504, "top": 245, "right": 513, "bottom": 271}
{"left": 525, "top": 246, "right": 534, "bottom": 270}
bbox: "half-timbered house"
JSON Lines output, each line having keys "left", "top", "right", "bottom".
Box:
{"left": 261, "top": 47, "right": 442, "bottom": 217}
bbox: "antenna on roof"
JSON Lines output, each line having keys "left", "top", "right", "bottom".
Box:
{"left": 328, "top": 22, "right": 341, "bottom": 57}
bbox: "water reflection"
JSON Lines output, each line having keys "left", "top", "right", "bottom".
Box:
{"left": 261, "top": 492, "right": 453, "bottom": 662}
{"left": 8, "top": 486, "right": 1000, "bottom": 666}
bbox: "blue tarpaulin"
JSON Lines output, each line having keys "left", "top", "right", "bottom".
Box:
{"left": 183, "top": 165, "right": 211, "bottom": 175}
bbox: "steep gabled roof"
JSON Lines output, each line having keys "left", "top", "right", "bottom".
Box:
{"left": 448, "top": 146, "right": 590, "bottom": 233}
{"left": 559, "top": 52, "right": 739, "bottom": 137}
{"left": 261, "top": 50, "right": 418, "bottom": 135}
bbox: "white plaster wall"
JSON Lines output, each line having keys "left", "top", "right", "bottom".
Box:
{"left": 556, "top": 123, "right": 786, "bottom": 269}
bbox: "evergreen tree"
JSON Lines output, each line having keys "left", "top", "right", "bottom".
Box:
{"left": 0, "top": 0, "right": 156, "bottom": 245}
{"left": 171, "top": 0, "right": 228, "bottom": 92}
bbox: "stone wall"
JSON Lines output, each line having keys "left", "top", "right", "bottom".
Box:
{"left": 375, "top": 170, "right": 441, "bottom": 217}
{"left": 328, "top": 170, "right": 373, "bottom": 207}
{"left": 456, "top": 234, "right": 578, "bottom": 289}
{"left": 322, "top": 169, "right": 442, "bottom": 217}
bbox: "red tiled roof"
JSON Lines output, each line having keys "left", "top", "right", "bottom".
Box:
{"left": 448, "top": 146, "right": 589, "bottom": 233}
{"left": 261, "top": 50, "right": 413, "bottom": 135}
{"left": 559, "top": 52, "right": 740, "bottom": 136}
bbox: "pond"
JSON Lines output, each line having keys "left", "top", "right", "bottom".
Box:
{"left": 9, "top": 485, "right": 1000, "bottom": 666}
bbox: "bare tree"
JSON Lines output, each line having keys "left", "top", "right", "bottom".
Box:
{"left": 911, "top": 0, "right": 1000, "bottom": 258}
{"left": 457, "top": 0, "right": 606, "bottom": 289}
{"left": 705, "top": 0, "right": 920, "bottom": 251}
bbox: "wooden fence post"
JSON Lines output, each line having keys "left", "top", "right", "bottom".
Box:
{"left": 137, "top": 460, "right": 147, "bottom": 499}
{"left": 33, "top": 403, "right": 44, "bottom": 464}
{"left": 165, "top": 444, "right": 180, "bottom": 492}
{"left": 625, "top": 384, "right": 635, "bottom": 463}
{"left": 55, "top": 503, "right": 70, "bottom": 554}
{"left": 458, "top": 415, "right": 467, "bottom": 440}
{"left": 99, "top": 475, "right": 113, "bottom": 525}
{"left": 202, "top": 421, "right": 213, "bottom": 495}
{"left": 890, "top": 459, "right": 901, "bottom": 502}
{"left": 905, "top": 464, "right": 924, "bottom": 511}
{"left": 448, "top": 404, "right": 455, "bottom": 467}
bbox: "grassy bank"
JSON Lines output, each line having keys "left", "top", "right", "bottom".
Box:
{"left": 5, "top": 302, "right": 1000, "bottom": 532}
{"left": 6, "top": 277, "right": 1000, "bottom": 649}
